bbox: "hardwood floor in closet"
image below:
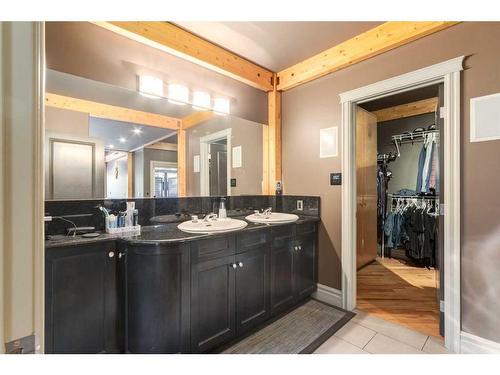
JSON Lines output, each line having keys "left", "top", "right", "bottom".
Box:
{"left": 357, "top": 257, "right": 441, "bottom": 339}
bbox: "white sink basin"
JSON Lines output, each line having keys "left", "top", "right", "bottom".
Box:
{"left": 178, "top": 218, "right": 247, "bottom": 234}
{"left": 245, "top": 212, "right": 299, "bottom": 224}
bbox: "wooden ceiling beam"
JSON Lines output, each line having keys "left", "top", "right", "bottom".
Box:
{"left": 145, "top": 142, "right": 178, "bottom": 152}
{"left": 45, "top": 93, "right": 181, "bottom": 130}
{"left": 93, "top": 21, "right": 274, "bottom": 92}
{"left": 373, "top": 97, "right": 438, "bottom": 123}
{"left": 181, "top": 110, "right": 215, "bottom": 130}
{"left": 277, "top": 22, "right": 459, "bottom": 91}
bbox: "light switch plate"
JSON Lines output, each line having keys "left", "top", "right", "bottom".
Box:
{"left": 297, "top": 200, "right": 303, "bottom": 211}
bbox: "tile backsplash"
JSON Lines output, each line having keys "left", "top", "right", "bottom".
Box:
{"left": 44, "top": 195, "right": 320, "bottom": 235}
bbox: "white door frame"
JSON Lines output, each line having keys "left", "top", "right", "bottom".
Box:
{"left": 150, "top": 160, "right": 178, "bottom": 197}
{"left": 200, "top": 128, "right": 232, "bottom": 196}
{"left": 339, "top": 56, "right": 464, "bottom": 353}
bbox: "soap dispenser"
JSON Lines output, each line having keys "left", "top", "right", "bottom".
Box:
{"left": 218, "top": 197, "right": 227, "bottom": 219}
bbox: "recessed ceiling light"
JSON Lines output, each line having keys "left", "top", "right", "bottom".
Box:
{"left": 109, "top": 144, "right": 114, "bottom": 149}
{"left": 119, "top": 137, "right": 126, "bottom": 143}
{"left": 133, "top": 128, "right": 142, "bottom": 135}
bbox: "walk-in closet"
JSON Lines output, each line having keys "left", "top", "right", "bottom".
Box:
{"left": 355, "top": 84, "right": 443, "bottom": 339}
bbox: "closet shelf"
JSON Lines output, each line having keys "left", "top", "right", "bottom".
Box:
{"left": 391, "top": 129, "right": 439, "bottom": 144}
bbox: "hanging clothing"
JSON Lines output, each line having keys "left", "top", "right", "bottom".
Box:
{"left": 416, "top": 133, "right": 437, "bottom": 193}
{"left": 416, "top": 145, "right": 426, "bottom": 193}
{"left": 428, "top": 141, "right": 439, "bottom": 192}
{"left": 421, "top": 133, "right": 436, "bottom": 192}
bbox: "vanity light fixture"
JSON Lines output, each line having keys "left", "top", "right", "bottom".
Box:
{"left": 119, "top": 137, "right": 127, "bottom": 143}
{"left": 168, "top": 83, "right": 189, "bottom": 105}
{"left": 138, "top": 75, "right": 164, "bottom": 99}
{"left": 192, "top": 91, "right": 211, "bottom": 110}
{"left": 213, "top": 97, "right": 230, "bottom": 115}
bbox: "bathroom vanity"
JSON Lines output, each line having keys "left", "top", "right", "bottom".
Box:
{"left": 44, "top": 215, "right": 318, "bottom": 354}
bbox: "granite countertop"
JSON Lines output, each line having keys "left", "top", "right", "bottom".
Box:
{"left": 45, "top": 215, "right": 320, "bottom": 249}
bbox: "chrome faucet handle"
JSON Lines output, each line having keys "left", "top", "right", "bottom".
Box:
{"left": 263, "top": 207, "right": 272, "bottom": 216}
{"left": 254, "top": 210, "right": 260, "bottom": 216}
{"left": 191, "top": 215, "right": 199, "bottom": 223}
{"left": 204, "top": 213, "right": 218, "bottom": 222}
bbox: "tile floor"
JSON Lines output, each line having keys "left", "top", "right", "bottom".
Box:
{"left": 314, "top": 310, "right": 450, "bottom": 354}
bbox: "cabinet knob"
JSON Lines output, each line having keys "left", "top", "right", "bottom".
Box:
{"left": 238, "top": 262, "right": 243, "bottom": 268}
{"left": 231, "top": 263, "right": 237, "bottom": 269}
{"left": 298, "top": 246, "right": 302, "bottom": 250}
{"left": 118, "top": 252, "right": 124, "bottom": 259}
{"left": 294, "top": 246, "right": 299, "bottom": 251}
{"left": 108, "top": 251, "right": 115, "bottom": 258}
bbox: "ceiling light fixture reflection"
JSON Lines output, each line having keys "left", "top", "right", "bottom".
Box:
{"left": 213, "top": 98, "right": 230, "bottom": 115}
{"left": 192, "top": 91, "right": 211, "bottom": 110}
{"left": 138, "top": 75, "right": 164, "bottom": 98}
{"left": 133, "top": 128, "right": 142, "bottom": 135}
{"left": 109, "top": 144, "right": 114, "bottom": 149}
{"left": 168, "top": 83, "right": 189, "bottom": 105}
{"left": 119, "top": 137, "right": 126, "bottom": 143}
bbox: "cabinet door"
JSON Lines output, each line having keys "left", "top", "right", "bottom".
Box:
{"left": 191, "top": 255, "right": 236, "bottom": 353}
{"left": 270, "top": 226, "right": 295, "bottom": 315}
{"left": 45, "top": 241, "right": 118, "bottom": 353}
{"left": 235, "top": 246, "right": 270, "bottom": 335}
{"left": 125, "top": 244, "right": 190, "bottom": 353}
{"left": 294, "top": 233, "right": 317, "bottom": 301}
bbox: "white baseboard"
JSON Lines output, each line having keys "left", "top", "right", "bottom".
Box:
{"left": 461, "top": 331, "right": 500, "bottom": 354}
{"left": 312, "top": 283, "right": 342, "bottom": 308}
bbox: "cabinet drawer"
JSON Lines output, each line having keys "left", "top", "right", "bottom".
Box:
{"left": 296, "top": 221, "right": 316, "bottom": 236}
{"left": 191, "top": 235, "right": 235, "bottom": 263}
{"left": 237, "top": 229, "right": 270, "bottom": 253}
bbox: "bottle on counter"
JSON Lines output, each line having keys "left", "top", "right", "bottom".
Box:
{"left": 218, "top": 197, "right": 227, "bottom": 219}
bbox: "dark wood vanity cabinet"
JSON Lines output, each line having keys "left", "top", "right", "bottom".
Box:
{"left": 190, "top": 231, "right": 271, "bottom": 353}
{"left": 270, "top": 222, "right": 318, "bottom": 315}
{"left": 45, "top": 241, "right": 120, "bottom": 354}
{"left": 294, "top": 223, "right": 318, "bottom": 300}
{"left": 45, "top": 219, "right": 317, "bottom": 354}
{"left": 270, "top": 226, "right": 296, "bottom": 315}
{"left": 235, "top": 230, "right": 271, "bottom": 335}
{"left": 125, "top": 243, "right": 190, "bottom": 354}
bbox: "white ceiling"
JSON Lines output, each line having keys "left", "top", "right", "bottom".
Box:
{"left": 175, "top": 22, "right": 381, "bottom": 71}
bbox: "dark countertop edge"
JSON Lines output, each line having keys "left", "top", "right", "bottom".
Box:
{"left": 45, "top": 215, "right": 320, "bottom": 249}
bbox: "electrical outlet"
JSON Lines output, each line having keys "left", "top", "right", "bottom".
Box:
{"left": 297, "top": 200, "right": 303, "bottom": 211}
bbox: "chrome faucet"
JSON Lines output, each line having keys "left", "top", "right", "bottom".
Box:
{"left": 262, "top": 207, "right": 272, "bottom": 217}
{"left": 203, "top": 213, "right": 218, "bottom": 222}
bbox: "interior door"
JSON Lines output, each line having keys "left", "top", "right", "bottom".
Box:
{"left": 209, "top": 142, "right": 228, "bottom": 196}
{"left": 356, "top": 106, "right": 378, "bottom": 269}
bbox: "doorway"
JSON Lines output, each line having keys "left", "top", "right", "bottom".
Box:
{"left": 200, "top": 128, "right": 232, "bottom": 196}
{"left": 150, "top": 161, "right": 178, "bottom": 198}
{"left": 355, "top": 84, "right": 442, "bottom": 339}
{"left": 339, "top": 56, "right": 463, "bottom": 352}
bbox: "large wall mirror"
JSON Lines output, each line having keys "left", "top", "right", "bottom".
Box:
{"left": 44, "top": 69, "right": 265, "bottom": 200}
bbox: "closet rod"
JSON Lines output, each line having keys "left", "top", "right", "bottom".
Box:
{"left": 391, "top": 129, "right": 439, "bottom": 143}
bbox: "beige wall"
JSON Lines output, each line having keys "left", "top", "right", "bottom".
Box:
{"left": 2, "top": 22, "right": 44, "bottom": 351}
{"left": 282, "top": 22, "right": 500, "bottom": 342}
{"left": 186, "top": 116, "right": 263, "bottom": 196}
